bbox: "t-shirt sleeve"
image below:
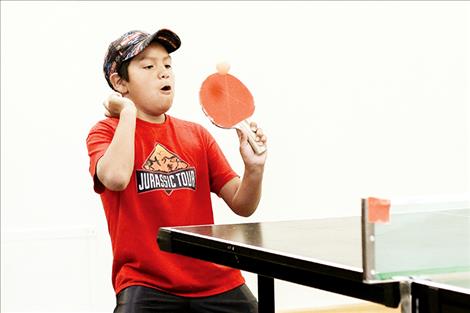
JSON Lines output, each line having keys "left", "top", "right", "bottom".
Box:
{"left": 85, "top": 119, "right": 117, "bottom": 194}
{"left": 201, "top": 127, "right": 239, "bottom": 195}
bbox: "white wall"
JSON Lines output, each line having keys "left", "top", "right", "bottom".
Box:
{"left": 2, "top": 1, "right": 469, "bottom": 312}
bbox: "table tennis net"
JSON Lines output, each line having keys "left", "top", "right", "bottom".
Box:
{"left": 362, "top": 194, "right": 470, "bottom": 285}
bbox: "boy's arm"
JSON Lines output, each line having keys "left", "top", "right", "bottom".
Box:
{"left": 96, "top": 94, "right": 137, "bottom": 191}
{"left": 219, "top": 123, "right": 267, "bottom": 217}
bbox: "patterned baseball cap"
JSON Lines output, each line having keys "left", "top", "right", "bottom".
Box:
{"left": 103, "top": 29, "right": 181, "bottom": 90}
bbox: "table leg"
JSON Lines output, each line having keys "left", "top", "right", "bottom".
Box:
{"left": 400, "top": 280, "right": 411, "bottom": 313}
{"left": 258, "top": 275, "right": 275, "bottom": 313}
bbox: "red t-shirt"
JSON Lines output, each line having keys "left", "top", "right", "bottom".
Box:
{"left": 86, "top": 115, "right": 244, "bottom": 297}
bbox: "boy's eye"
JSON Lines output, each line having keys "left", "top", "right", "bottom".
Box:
{"left": 144, "top": 65, "right": 153, "bottom": 69}
{"left": 165, "top": 64, "right": 172, "bottom": 69}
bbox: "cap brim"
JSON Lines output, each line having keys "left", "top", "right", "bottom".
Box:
{"left": 120, "top": 29, "right": 181, "bottom": 64}
{"left": 146, "top": 29, "right": 181, "bottom": 54}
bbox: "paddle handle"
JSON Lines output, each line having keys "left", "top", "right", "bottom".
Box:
{"left": 238, "top": 120, "right": 267, "bottom": 155}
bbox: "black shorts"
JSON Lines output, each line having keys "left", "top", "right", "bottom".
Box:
{"left": 114, "top": 284, "right": 258, "bottom": 313}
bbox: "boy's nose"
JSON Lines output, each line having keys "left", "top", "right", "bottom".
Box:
{"left": 159, "top": 71, "right": 169, "bottom": 79}
{"left": 158, "top": 68, "right": 170, "bottom": 79}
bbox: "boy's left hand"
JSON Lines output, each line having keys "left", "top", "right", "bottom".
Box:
{"left": 237, "top": 121, "right": 267, "bottom": 168}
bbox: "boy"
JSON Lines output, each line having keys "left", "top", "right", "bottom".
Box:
{"left": 86, "top": 28, "right": 267, "bottom": 313}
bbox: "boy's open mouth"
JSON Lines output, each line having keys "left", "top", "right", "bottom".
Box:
{"left": 161, "top": 85, "right": 171, "bottom": 91}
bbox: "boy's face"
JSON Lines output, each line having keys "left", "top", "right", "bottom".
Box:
{"left": 124, "top": 42, "right": 175, "bottom": 117}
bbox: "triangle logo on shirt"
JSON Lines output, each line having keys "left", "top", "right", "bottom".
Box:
{"left": 136, "top": 143, "right": 196, "bottom": 195}
{"left": 143, "top": 144, "right": 189, "bottom": 173}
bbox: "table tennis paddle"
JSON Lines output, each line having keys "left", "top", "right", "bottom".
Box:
{"left": 199, "top": 62, "right": 267, "bottom": 155}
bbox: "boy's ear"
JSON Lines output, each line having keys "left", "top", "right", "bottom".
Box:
{"left": 110, "top": 73, "right": 128, "bottom": 94}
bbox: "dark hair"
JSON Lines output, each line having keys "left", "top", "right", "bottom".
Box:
{"left": 117, "top": 58, "right": 132, "bottom": 82}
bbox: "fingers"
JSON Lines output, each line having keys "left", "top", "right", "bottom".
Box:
{"left": 249, "top": 121, "right": 267, "bottom": 145}
{"left": 102, "top": 93, "right": 134, "bottom": 117}
{"left": 107, "top": 92, "right": 124, "bottom": 106}
{"left": 102, "top": 101, "right": 112, "bottom": 117}
{"left": 238, "top": 121, "right": 268, "bottom": 157}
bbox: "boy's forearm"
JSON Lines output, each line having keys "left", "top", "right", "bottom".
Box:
{"left": 230, "top": 165, "right": 264, "bottom": 217}
{"left": 97, "top": 106, "right": 137, "bottom": 191}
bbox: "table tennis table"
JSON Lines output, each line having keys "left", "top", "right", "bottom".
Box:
{"left": 157, "top": 196, "right": 470, "bottom": 313}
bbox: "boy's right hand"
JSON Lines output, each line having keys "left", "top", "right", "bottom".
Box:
{"left": 103, "top": 93, "right": 136, "bottom": 117}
